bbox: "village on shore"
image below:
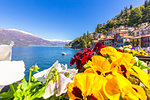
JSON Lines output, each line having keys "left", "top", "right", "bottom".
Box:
{"left": 89, "top": 22, "right": 150, "bottom": 48}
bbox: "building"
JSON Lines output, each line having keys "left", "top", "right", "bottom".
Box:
{"left": 91, "top": 40, "right": 99, "bottom": 49}
{"left": 95, "top": 33, "right": 101, "bottom": 39}
{"left": 141, "top": 34, "right": 150, "bottom": 47}
{"left": 129, "top": 29, "right": 141, "bottom": 36}
{"left": 88, "top": 33, "right": 94, "bottom": 39}
{"left": 141, "top": 25, "right": 150, "bottom": 35}
{"left": 103, "top": 37, "right": 114, "bottom": 46}
{"left": 123, "top": 36, "right": 133, "bottom": 46}
{"left": 114, "top": 33, "right": 128, "bottom": 47}
{"left": 130, "top": 36, "right": 142, "bottom": 47}
{"left": 139, "top": 22, "right": 149, "bottom": 31}
{"left": 107, "top": 28, "right": 116, "bottom": 35}
{"left": 115, "top": 26, "right": 129, "bottom": 34}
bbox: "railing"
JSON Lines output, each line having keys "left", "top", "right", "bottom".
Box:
{"left": 137, "top": 56, "right": 150, "bottom": 62}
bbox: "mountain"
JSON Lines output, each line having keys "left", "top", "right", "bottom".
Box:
{"left": 47, "top": 40, "right": 71, "bottom": 46}
{"left": 0, "top": 29, "right": 57, "bottom": 46}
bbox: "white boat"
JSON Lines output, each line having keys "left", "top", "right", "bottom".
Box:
{"left": 62, "top": 52, "right": 67, "bottom": 55}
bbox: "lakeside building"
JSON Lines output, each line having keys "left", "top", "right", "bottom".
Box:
{"left": 90, "top": 22, "right": 150, "bottom": 48}
{"left": 141, "top": 34, "right": 150, "bottom": 47}
{"left": 130, "top": 36, "right": 142, "bottom": 47}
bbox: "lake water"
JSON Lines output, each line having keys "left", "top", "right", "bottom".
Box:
{"left": 12, "top": 47, "right": 82, "bottom": 79}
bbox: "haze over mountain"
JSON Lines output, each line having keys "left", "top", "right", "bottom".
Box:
{"left": 0, "top": 29, "right": 69, "bottom": 46}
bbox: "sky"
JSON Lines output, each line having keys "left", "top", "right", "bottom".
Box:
{"left": 0, "top": 0, "right": 145, "bottom": 41}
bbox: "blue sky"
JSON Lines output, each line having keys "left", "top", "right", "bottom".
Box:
{"left": 0, "top": 0, "right": 145, "bottom": 41}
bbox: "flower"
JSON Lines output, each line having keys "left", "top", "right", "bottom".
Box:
{"left": 137, "top": 51, "right": 148, "bottom": 56}
{"left": 124, "top": 48, "right": 131, "bottom": 53}
{"left": 43, "top": 74, "right": 73, "bottom": 99}
{"left": 100, "top": 46, "right": 123, "bottom": 62}
{"left": 0, "top": 41, "right": 14, "bottom": 61}
{"left": 103, "top": 72, "right": 146, "bottom": 100}
{"left": 67, "top": 73, "right": 104, "bottom": 100}
{"left": 33, "top": 61, "right": 78, "bottom": 98}
{"left": 93, "top": 42, "right": 106, "bottom": 54}
{"left": 111, "top": 53, "right": 135, "bottom": 78}
{"left": 132, "top": 66, "right": 150, "bottom": 89}
{"left": 129, "top": 49, "right": 137, "bottom": 55}
{"left": 30, "top": 64, "right": 39, "bottom": 72}
{"left": 34, "top": 61, "right": 77, "bottom": 83}
{"left": 0, "top": 61, "right": 25, "bottom": 86}
{"left": 116, "top": 49, "right": 123, "bottom": 53}
{"left": 85, "top": 55, "right": 111, "bottom": 75}
{"left": 146, "top": 47, "right": 150, "bottom": 53}
{"left": 70, "top": 48, "right": 94, "bottom": 69}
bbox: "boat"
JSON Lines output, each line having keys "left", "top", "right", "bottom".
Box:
{"left": 62, "top": 52, "right": 67, "bottom": 55}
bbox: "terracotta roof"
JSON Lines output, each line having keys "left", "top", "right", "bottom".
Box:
{"left": 119, "top": 33, "right": 128, "bottom": 36}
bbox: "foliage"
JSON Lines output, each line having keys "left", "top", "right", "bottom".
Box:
{"left": 70, "top": 32, "right": 92, "bottom": 49}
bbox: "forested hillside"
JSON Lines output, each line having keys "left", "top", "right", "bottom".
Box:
{"left": 70, "top": 0, "right": 150, "bottom": 48}
{"left": 95, "top": 0, "right": 150, "bottom": 34}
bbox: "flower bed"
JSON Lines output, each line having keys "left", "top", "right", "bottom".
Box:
{"left": 0, "top": 43, "right": 150, "bottom": 100}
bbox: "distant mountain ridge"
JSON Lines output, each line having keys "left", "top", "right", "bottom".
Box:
{"left": 0, "top": 29, "right": 69, "bottom": 46}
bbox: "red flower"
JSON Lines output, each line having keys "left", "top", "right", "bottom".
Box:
{"left": 116, "top": 49, "right": 123, "bottom": 53}
{"left": 70, "top": 48, "right": 94, "bottom": 70}
{"left": 70, "top": 58, "right": 75, "bottom": 66}
{"left": 93, "top": 42, "right": 106, "bottom": 54}
{"left": 74, "top": 52, "right": 83, "bottom": 60}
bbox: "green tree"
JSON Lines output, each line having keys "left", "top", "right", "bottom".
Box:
{"left": 83, "top": 33, "right": 87, "bottom": 41}
{"left": 143, "top": 6, "right": 150, "bottom": 22}
{"left": 144, "top": 0, "right": 149, "bottom": 8}
{"left": 130, "top": 5, "right": 133, "bottom": 10}
{"left": 79, "top": 37, "right": 87, "bottom": 48}
{"left": 129, "top": 7, "right": 143, "bottom": 26}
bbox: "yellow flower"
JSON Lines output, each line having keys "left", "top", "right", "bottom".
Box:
{"left": 129, "top": 49, "right": 137, "bottom": 55}
{"left": 84, "top": 68, "right": 94, "bottom": 74}
{"left": 103, "top": 72, "right": 146, "bottom": 100}
{"left": 122, "top": 84, "right": 146, "bottom": 100}
{"left": 100, "top": 46, "right": 123, "bottom": 63}
{"left": 128, "top": 45, "right": 132, "bottom": 48}
{"left": 137, "top": 51, "right": 148, "bottom": 56}
{"left": 111, "top": 53, "right": 135, "bottom": 78}
{"left": 67, "top": 73, "right": 104, "bottom": 100}
{"left": 132, "top": 66, "right": 150, "bottom": 89}
{"left": 102, "top": 74, "right": 121, "bottom": 100}
{"left": 85, "top": 55, "right": 111, "bottom": 75}
{"left": 124, "top": 48, "right": 131, "bottom": 53}
{"left": 100, "top": 46, "right": 118, "bottom": 57}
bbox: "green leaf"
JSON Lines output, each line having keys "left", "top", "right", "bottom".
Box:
{"left": 30, "top": 86, "right": 46, "bottom": 99}
{"left": 0, "top": 89, "right": 13, "bottom": 99}
{"left": 64, "top": 72, "right": 69, "bottom": 78}
{"left": 140, "top": 65, "right": 150, "bottom": 69}
{"left": 21, "top": 79, "right": 28, "bottom": 91}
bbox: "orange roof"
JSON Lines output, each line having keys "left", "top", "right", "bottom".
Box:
{"left": 119, "top": 33, "right": 128, "bottom": 36}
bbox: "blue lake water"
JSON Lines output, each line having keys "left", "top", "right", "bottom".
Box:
{"left": 12, "top": 47, "right": 82, "bottom": 79}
